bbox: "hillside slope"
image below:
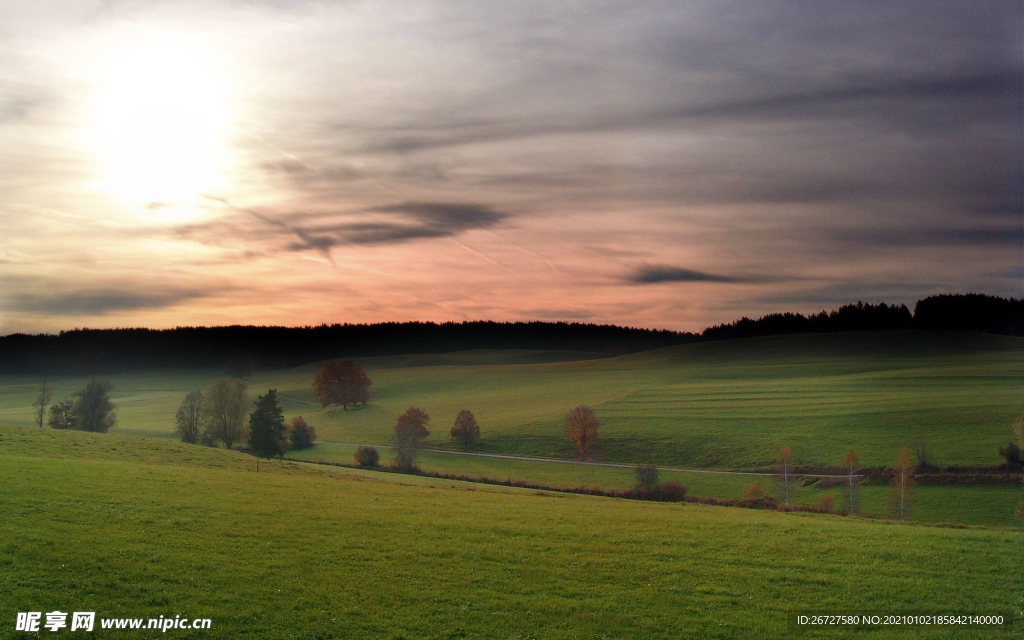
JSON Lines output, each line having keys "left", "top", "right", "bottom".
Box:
{"left": 1, "top": 426, "right": 1020, "bottom": 639}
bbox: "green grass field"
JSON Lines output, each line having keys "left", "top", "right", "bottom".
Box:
{"left": 1, "top": 331, "right": 1020, "bottom": 470}
{"left": 1, "top": 331, "right": 1020, "bottom": 528}
{"left": 2, "top": 426, "right": 1021, "bottom": 639}
{"left": 287, "top": 444, "right": 1023, "bottom": 528}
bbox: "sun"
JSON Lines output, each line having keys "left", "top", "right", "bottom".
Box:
{"left": 91, "top": 31, "right": 232, "bottom": 214}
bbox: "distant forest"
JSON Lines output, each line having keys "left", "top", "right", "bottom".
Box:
{"left": 1, "top": 293, "right": 1020, "bottom": 374}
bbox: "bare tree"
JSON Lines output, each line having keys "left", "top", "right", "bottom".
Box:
{"left": 910, "top": 439, "right": 932, "bottom": 469}
{"left": 890, "top": 447, "right": 915, "bottom": 521}
{"left": 33, "top": 381, "right": 51, "bottom": 429}
{"left": 841, "top": 449, "right": 860, "bottom": 515}
{"left": 175, "top": 391, "right": 204, "bottom": 444}
{"left": 566, "top": 405, "right": 598, "bottom": 460}
{"left": 634, "top": 465, "right": 659, "bottom": 496}
{"left": 776, "top": 446, "right": 794, "bottom": 506}
{"left": 202, "top": 378, "right": 249, "bottom": 449}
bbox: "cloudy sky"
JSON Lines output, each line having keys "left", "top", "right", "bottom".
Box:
{"left": 1, "top": 0, "right": 1020, "bottom": 334}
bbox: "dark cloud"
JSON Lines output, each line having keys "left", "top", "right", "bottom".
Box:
{"left": 7, "top": 288, "right": 212, "bottom": 316}
{"left": 189, "top": 198, "right": 509, "bottom": 257}
{"left": 626, "top": 265, "right": 751, "bottom": 285}
{"left": 370, "top": 202, "right": 507, "bottom": 231}
{"left": 830, "top": 225, "right": 1023, "bottom": 248}
{"left": 291, "top": 203, "right": 508, "bottom": 250}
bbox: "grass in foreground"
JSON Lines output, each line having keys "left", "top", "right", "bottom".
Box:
{"left": 1, "top": 426, "right": 1021, "bottom": 639}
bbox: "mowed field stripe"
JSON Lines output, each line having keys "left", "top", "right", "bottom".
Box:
{"left": 312, "top": 440, "right": 855, "bottom": 477}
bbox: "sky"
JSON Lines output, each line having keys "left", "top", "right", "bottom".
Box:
{"left": 1, "top": 0, "right": 1021, "bottom": 335}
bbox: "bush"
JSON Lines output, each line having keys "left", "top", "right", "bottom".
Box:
{"left": 646, "top": 481, "right": 688, "bottom": 502}
{"left": 354, "top": 445, "right": 380, "bottom": 468}
{"left": 289, "top": 416, "right": 317, "bottom": 450}
{"left": 47, "top": 399, "right": 75, "bottom": 429}
{"left": 814, "top": 495, "right": 836, "bottom": 513}
{"left": 744, "top": 479, "right": 766, "bottom": 501}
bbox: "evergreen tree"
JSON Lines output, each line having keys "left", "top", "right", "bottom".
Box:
{"left": 248, "top": 389, "right": 288, "bottom": 459}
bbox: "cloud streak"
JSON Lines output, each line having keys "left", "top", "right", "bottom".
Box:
{"left": 626, "top": 265, "right": 754, "bottom": 285}
{"left": 6, "top": 288, "right": 212, "bottom": 316}
{"left": 188, "top": 198, "right": 510, "bottom": 259}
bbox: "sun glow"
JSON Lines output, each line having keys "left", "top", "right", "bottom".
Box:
{"left": 91, "top": 31, "right": 233, "bottom": 214}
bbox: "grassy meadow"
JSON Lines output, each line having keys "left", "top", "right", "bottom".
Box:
{"left": 287, "top": 444, "right": 1023, "bottom": 528}
{"left": 0, "top": 330, "right": 1021, "bottom": 528}
{"left": 1, "top": 331, "right": 1020, "bottom": 469}
{"left": 1, "top": 426, "right": 1021, "bottom": 639}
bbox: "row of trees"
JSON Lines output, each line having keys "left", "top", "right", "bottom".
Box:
{"left": 769, "top": 446, "right": 917, "bottom": 520}
{"left": 174, "top": 380, "right": 317, "bottom": 458}
{"left": 351, "top": 403, "right": 593, "bottom": 471}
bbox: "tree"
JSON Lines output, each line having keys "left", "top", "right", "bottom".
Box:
{"left": 890, "top": 447, "right": 915, "bottom": 521}
{"left": 841, "top": 449, "right": 860, "bottom": 515}
{"left": 71, "top": 378, "right": 117, "bottom": 433}
{"left": 225, "top": 348, "right": 256, "bottom": 379}
{"left": 313, "top": 360, "right": 372, "bottom": 411}
{"left": 634, "top": 464, "right": 659, "bottom": 496}
{"left": 33, "top": 381, "right": 51, "bottom": 429}
{"left": 248, "top": 389, "right": 288, "bottom": 459}
{"left": 48, "top": 399, "right": 75, "bottom": 430}
{"left": 998, "top": 442, "right": 1023, "bottom": 469}
{"left": 776, "top": 446, "right": 794, "bottom": 506}
{"left": 566, "top": 405, "right": 598, "bottom": 460}
{"left": 911, "top": 439, "right": 932, "bottom": 469}
{"left": 288, "top": 416, "right": 317, "bottom": 450}
{"left": 175, "top": 391, "right": 204, "bottom": 444}
{"left": 202, "top": 378, "right": 249, "bottom": 449}
{"left": 450, "top": 409, "right": 480, "bottom": 451}
{"left": 394, "top": 406, "right": 430, "bottom": 470}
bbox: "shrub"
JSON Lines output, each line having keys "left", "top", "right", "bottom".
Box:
{"left": 354, "top": 445, "right": 380, "bottom": 468}
{"left": 814, "top": 495, "right": 836, "bottom": 513}
{"left": 47, "top": 399, "right": 76, "bottom": 430}
{"left": 646, "top": 481, "right": 688, "bottom": 502}
{"left": 744, "top": 479, "right": 765, "bottom": 501}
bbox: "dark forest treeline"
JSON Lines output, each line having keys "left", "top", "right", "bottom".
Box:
{"left": 1, "top": 293, "right": 1020, "bottom": 374}
{"left": 0, "top": 321, "right": 694, "bottom": 374}
{"left": 702, "top": 294, "right": 1023, "bottom": 341}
